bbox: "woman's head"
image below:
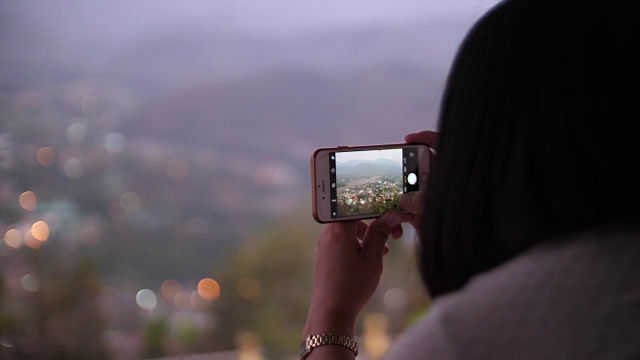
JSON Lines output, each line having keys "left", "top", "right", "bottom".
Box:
{"left": 421, "top": 0, "right": 640, "bottom": 297}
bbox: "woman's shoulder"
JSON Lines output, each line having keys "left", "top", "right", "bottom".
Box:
{"left": 385, "top": 230, "right": 640, "bottom": 360}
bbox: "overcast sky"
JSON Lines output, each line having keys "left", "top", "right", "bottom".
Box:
{"left": 4, "top": 0, "right": 502, "bottom": 39}
{"left": 0, "top": 0, "right": 503, "bottom": 96}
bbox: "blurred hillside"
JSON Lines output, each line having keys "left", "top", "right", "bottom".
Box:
{"left": 129, "top": 65, "right": 440, "bottom": 150}
{"left": 0, "top": 1, "right": 488, "bottom": 356}
{"left": 0, "top": 12, "right": 451, "bottom": 258}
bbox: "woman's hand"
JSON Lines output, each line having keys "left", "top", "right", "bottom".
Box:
{"left": 303, "top": 211, "right": 402, "bottom": 342}
{"left": 400, "top": 130, "right": 438, "bottom": 230}
{"left": 301, "top": 130, "right": 436, "bottom": 358}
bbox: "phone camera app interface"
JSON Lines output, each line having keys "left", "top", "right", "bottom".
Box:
{"left": 329, "top": 147, "right": 419, "bottom": 218}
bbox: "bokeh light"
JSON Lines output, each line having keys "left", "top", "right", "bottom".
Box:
{"left": 24, "top": 231, "right": 42, "bottom": 249}
{"left": 120, "top": 191, "right": 141, "bottom": 214}
{"left": 237, "top": 278, "right": 261, "bottom": 300}
{"left": 136, "top": 289, "right": 158, "bottom": 311}
{"left": 36, "top": 146, "right": 55, "bottom": 167}
{"left": 64, "top": 158, "right": 84, "bottom": 179}
{"left": 161, "top": 280, "right": 183, "bottom": 302}
{"left": 103, "top": 132, "right": 127, "bottom": 154}
{"left": 236, "top": 331, "right": 262, "bottom": 358}
{"left": 19, "top": 191, "right": 37, "bottom": 211}
{"left": 0, "top": 149, "right": 14, "bottom": 170}
{"left": 383, "top": 288, "right": 407, "bottom": 311}
{"left": 58, "top": 148, "right": 77, "bottom": 166}
{"left": 3, "top": 229, "right": 22, "bottom": 248}
{"left": 363, "top": 313, "right": 390, "bottom": 359}
{"left": 66, "top": 122, "right": 87, "bottom": 145}
{"left": 21, "top": 273, "right": 40, "bottom": 292}
{"left": 31, "top": 221, "right": 50, "bottom": 241}
{"left": 197, "top": 278, "right": 220, "bottom": 301}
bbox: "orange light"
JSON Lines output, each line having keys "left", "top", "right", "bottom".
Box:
{"left": 36, "top": 147, "right": 55, "bottom": 167}
{"left": 3, "top": 229, "right": 22, "bottom": 248}
{"left": 198, "top": 278, "right": 220, "bottom": 301}
{"left": 19, "top": 191, "right": 37, "bottom": 211}
{"left": 31, "top": 221, "right": 49, "bottom": 241}
{"left": 24, "top": 231, "right": 42, "bottom": 249}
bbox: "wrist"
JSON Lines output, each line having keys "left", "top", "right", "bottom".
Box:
{"left": 300, "top": 333, "right": 359, "bottom": 359}
{"left": 303, "top": 308, "right": 356, "bottom": 339}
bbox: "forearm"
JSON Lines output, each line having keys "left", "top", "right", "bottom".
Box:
{"left": 303, "top": 305, "right": 355, "bottom": 337}
{"left": 301, "top": 212, "right": 402, "bottom": 359}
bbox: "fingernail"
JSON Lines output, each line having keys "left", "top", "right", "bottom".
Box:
{"left": 385, "top": 211, "right": 402, "bottom": 228}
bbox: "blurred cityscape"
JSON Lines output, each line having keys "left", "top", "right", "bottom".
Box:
{"left": 1, "top": 0, "right": 496, "bottom": 358}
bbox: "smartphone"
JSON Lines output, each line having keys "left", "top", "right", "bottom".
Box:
{"left": 311, "top": 143, "right": 432, "bottom": 223}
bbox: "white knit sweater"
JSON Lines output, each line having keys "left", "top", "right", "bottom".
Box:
{"left": 385, "top": 231, "right": 640, "bottom": 359}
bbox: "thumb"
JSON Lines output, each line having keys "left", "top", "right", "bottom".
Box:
{"left": 398, "top": 192, "right": 416, "bottom": 213}
{"left": 361, "top": 211, "right": 402, "bottom": 256}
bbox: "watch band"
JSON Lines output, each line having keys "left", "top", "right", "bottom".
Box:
{"left": 299, "top": 333, "right": 358, "bottom": 359}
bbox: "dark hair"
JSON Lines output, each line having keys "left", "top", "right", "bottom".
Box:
{"left": 420, "top": 0, "right": 640, "bottom": 298}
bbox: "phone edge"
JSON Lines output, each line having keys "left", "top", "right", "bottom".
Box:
{"left": 310, "top": 143, "right": 430, "bottom": 224}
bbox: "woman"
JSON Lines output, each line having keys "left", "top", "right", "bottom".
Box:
{"left": 302, "top": 0, "right": 640, "bottom": 358}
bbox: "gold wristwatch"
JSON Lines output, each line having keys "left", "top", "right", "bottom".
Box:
{"left": 299, "top": 333, "right": 358, "bottom": 359}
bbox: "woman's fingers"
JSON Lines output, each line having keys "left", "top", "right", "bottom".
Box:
{"left": 405, "top": 130, "right": 438, "bottom": 149}
{"left": 361, "top": 211, "right": 402, "bottom": 257}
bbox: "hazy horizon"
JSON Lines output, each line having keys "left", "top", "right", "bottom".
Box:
{"left": 336, "top": 149, "right": 403, "bottom": 164}
{"left": 1, "top": 0, "right": 501, "bottom": 66}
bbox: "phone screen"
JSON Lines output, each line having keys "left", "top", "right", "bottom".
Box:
{"left": 328, "top": 147, "right": 420, "bottom": 219}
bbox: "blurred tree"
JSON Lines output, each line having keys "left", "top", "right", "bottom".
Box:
{"left": 208, "top": 207, "right": 320, "bottom": 354}
{"left": 175, "top": 323, "right": 201, "bottom": 353}
{"left": 1, "top": 251, "right": 109, "bottom": 359}
{"left": 0, "top": 274, "right": 21, "bottom": 360}
{"left": 142, "top": 317, "right": 169, "bottom": 358}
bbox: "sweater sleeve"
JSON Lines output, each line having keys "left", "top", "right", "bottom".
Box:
{"left": 384, "top": 309, "right": 460, "bottom": 360}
